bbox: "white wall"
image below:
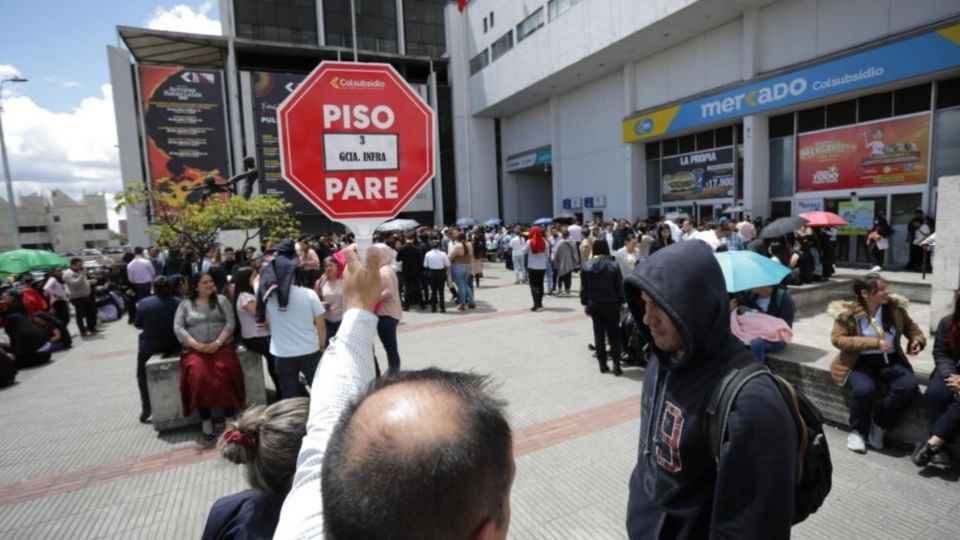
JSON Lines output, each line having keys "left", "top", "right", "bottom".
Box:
{"left": 555, "top": 70, "right": 628, "bottom": 218}
{"left": 758, "top": 0, "right": 960, "bottom": 74}
{"left": 500, "top": 101, "right": 551, "bottom": 223}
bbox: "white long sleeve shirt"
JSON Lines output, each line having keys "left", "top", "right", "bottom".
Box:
{"left": 273, "top": 308, "right": 378, "bottom": 540}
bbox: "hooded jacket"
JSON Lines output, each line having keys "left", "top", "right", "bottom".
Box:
{"left": 623, "top": 241, "right": 796, "bottom": 540}
{"left": 579, "top": 255, "right": 624, "bottom": 308}
{"left": 827, "top": 294, "right": 925, "bottom": 386}
{"left": 256, "top": 239, "right": 300, "bottom": 324}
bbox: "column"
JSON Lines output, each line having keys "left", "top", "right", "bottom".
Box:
{"left": 549, "top": 96, "right": 561, "bottom": 216}
{"left": 742, "top": 114, "right": 769, "bottom": 219}
{"left": 623, "top": 63, "right": 646, "bottom": 219}
{"left": 931, "top": 176, "right": 960, "bottom": 332}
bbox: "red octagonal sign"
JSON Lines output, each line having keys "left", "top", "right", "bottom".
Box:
{"left": 278, "top": 62, "right": 435, "bottom": 220}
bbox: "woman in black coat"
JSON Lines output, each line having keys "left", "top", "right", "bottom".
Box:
{"left": 579, "top": 240, "right": 626, "bottom": 376}
{"left": 912, "top": 293, "right": 960, "bottom": 467}
{"left": 3, "top": 313, "right": 51, "bottom": 368}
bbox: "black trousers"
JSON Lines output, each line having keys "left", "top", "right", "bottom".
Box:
{"left": 557, "top": 272, "right": 572, "bottom": 293}
{"left": 426, "top": 270, "right": 446, "bottom": 311}
{"left": 70, "top": 296, "right": 98, "bottom": 334}
{"left": 528, "top": 269, "right": 545, "bottom": 308}
{"left": 402, "top": 273, "right": 423, "bottom": 308}
{"left": 51, "top": 300, "right": 70, "bottom": 327}
{"left": 590, "top": 303, "right": 622, "bottom": 367}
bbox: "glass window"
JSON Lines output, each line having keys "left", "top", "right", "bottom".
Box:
{"left": 516, "top": 8, "right": 544, "bottom": 42}
{"left": 490, "top": 30, "right": 513, "bottom": 62}
{"left": 646, "top": 159, "right": 661, "bottom": 205}
{"left": 937, "top": 77, "right": 960, "bottom": 109}
{"left": 678, "top": 134, "right": 695, "bottom": 154}
{"left": 470, "top": 49, "right": 489, "bottom": 75}
{"left": 696, "top": 130, "right": 714, "bottom": 150}
{"left": 826, "top": 99, "right": 856, "bottom": 128}
{"left": 933, "top": 106, "right": 960, "bottom": 191}
{"left": 894, "top": 83, "right": 931, "bottom": 116}
{"left": 715, "top": 126, "right": 733, "bottom": 147}
{"left": 769, "top": 113, "right": 793, "bottom": 138}
{"left": 770, "top": 200, "right": 792, "bottom": 219}
{"left": 548, "top": 0, "right": 582, "bottom": 21}
{"left": 769, "top": 137, "right": 795, "bottom": 198}
{"left": 405, "top": 0, "right": 446, "bottom": 57}
{"left": 645, "top": 142, "right": 660, "bottom": 159}
{"left": 236, "top": 0, "right": 317, "bottom": 44}
{"left": 857, "top": 91, "right": 893, "bottom": 122}
{"left": 661, "top": 137, "right": 678, "bottom": 156}
{"left": 489, "top": 11, "right": 494, "bottom": 28}
{"left": 797, "top": 106, "right": 825, "bottom": 133}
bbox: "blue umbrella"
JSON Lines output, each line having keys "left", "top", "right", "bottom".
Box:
{"left": 532, "top": 217, "right": 553, "bottom": 226}
{"left": 456, "top": 217, "right": 479, "bottom": 227}
{"left": 484, "top": 218, "right": 502, "bottom": 227}
{"left": 714, "top": 251, "right": 791, "bottom": 293}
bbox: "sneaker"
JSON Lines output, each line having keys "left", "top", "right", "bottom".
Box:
{"left": 847, "top": 431, "right": 867, "bottom": 454}
{"left": 868, "top": 421, "right": 885, "bottom": 450}
{"left": 911, "top": 441, "right": 940, "bottom": 467}
{"left": 870, "top": 266, "right": 882, "bottom": 272}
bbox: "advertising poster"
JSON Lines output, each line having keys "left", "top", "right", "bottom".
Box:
{"left": 661, "top": 147, "right": 734, "bottom": 202}
{"left": 838, "top": 200, "right": 875, "bottom": 236}
{"left": 252, "top": 71, "right": 314, "bottom": 214}
{"left": 139, "top": 65, "right": 231, "bottom": 206}
{"left": 796, "top": 114, "right": 929, "bottom": 192}
{"left": 796, "top": 199, "right": 823, "bottom": 214}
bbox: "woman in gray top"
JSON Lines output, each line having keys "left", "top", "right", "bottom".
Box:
{"left": 174, "top": 272, "right": 246, "bottom": 441}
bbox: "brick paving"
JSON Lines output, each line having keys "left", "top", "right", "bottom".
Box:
{"left": 0, "top": 263, "right": 957, "bottom": 539}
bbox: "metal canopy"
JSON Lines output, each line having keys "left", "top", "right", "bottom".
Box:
{"left": 118, "top": 26, "right": 227, "bottom": 67}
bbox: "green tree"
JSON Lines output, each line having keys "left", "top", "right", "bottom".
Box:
{"left": 115, "top": 184, "right": 300, "bottom": 256}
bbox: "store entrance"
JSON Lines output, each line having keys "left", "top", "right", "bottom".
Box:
{"left": 823, "top": 192, "right": 922, "bottom": 267}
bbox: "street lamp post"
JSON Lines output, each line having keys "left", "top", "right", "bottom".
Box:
{"left": 1, "top": 76, "right": 27, "bottom": 250}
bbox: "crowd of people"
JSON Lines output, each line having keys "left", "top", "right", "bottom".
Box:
{"left": 0, "top": 207, "right": 955, "bottom": 540}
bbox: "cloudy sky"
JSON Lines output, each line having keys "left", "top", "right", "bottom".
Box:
{"left": 0, "top": 1, "right": 222, "bottom": 232}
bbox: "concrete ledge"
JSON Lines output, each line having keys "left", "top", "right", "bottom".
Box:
{"left": 146, "top": 346, "right": 267, "bottom": 432}
{"left": 790, "top": 277, "right": 930, "bottom": 312}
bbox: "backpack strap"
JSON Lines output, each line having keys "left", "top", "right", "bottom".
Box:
{"left": 705, "top": 350, "right": 769, "bottom": 464}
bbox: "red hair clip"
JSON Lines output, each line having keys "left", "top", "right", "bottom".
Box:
{"left": 222, "top": 428, "right": 258, "bottom": 448}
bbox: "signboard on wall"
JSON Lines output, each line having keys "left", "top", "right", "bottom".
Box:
{"left": 661, "top": 147, "right": 734, "bottom": 202}
{"left": 139, "top": 65, "right": 230, "bottom": 205}
{"left": 506, "top": 146, "right": 551, "bottom": 172}
{"left": 623, "top": 22, "right": 960, "bottom": 142}
{"left": 796, "top": 114, "right": 929, "bottom": 192}
{"left": 796, "top": 199, "right": 823, "bottom": 214}
{"left": 838, "top": 200, "right": 875, "bottom": 236}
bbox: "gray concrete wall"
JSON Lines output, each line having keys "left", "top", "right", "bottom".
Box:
{"left": 931, "top": 176, "right": 959, "bottom": 333}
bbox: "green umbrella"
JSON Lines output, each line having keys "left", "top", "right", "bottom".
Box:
{"left": 0, "top": 249, "right": 70, "bottom": 276}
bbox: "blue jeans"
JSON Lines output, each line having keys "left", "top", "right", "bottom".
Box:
{"left": 451, "top": 264, "right": 473, "bottom": 306}
{"left": 749, "top": 338, "right": 787, "bottom": 364}
{"left": 545, "top": 261, "right": 555, "bottom": 293}
{"left": 377, "top": 316, "right": 401, "bottom": 373}
{"left": 512, "top": 253, "right": 527, "bottom": 282}
{"left": 846, "top": 355, "right": 918, "bottom": 435}
{"left": 275, "top": 350, "right": 321, "bottom": 399}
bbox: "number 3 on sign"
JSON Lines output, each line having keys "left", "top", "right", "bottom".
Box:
{"left": 359, "top": 135, "right": 365, "bottom": 145}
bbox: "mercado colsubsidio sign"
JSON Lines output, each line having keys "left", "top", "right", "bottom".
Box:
{"left": 623, "top": 22, "right": 960, "bottom": 143}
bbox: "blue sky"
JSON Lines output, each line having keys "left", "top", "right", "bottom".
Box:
{"left": 2, "top": 0, "right": 220, "bottom": 113}
{"left": 0, "top": 1, "right": 222, "bottom": 230}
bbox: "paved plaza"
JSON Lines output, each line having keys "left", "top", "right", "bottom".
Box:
{"left": 0, "top": 264, "right": 957, "bottom": 539}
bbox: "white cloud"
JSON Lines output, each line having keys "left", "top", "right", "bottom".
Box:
{"left": 63, "top": 81, "right": 81, "bottom": 88}
{"left": 146, "top": 1, "right": 222, "bottom": 35}
{"left": 0, "top": 65, "right": 20, "bottom": 79}
{"left": 1, "top": 80, "right": 124, "bottom": 232}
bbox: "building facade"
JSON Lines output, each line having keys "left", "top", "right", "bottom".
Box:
{"left": 110, "top": 0, "right": 456, "bottom": 247}
{"left": 0, "top": 190, "right": 111, "bottom": 252}
{"left": 447, "top": 0, "right": 960, "bottom": 267}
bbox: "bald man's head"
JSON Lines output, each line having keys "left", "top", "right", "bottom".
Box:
{"left": 322, "top": 369, "right": 513, "bottom": 540}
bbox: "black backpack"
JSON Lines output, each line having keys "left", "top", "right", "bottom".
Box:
{"left": 705, "top": 351, "right": 833, "bottom": 525}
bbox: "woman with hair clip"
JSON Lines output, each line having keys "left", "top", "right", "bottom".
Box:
{"left": 828, "top": 273, "right": 925, "bottom": 454}
{"left": 912, "top": 293, "right": 960, "bottom": 467}
{"left": 174, "top": 272, "right": 246, "bottom": 441}
{"left": 202, "top": 398, "right": 309, "bottom": 540}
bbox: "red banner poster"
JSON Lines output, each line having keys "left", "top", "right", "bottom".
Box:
{"left": 139, "top": 65, "right": 231, "bottom": 206}
{"left": 796, "top": 114, "right": 929, "bottom": 193}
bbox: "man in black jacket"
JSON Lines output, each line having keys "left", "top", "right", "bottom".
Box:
{"left": 579, "top": 240, "right": 626, "bottom": 375}
{"left": 397, "top": 235, "right": 425, "bottom": 310}
{"left": 623, "top": 240, "right": 797, "bottom": 540}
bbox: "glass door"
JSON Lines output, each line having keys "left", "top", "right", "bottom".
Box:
{"left": 825, "top": 196, "right": 886, "bottom": 265}
{"left": 889, "top": 193, "right": 923, "bottom": 269}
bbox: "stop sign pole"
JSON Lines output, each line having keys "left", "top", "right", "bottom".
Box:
{"left": 277, "top": 61, "right": 435, "bottom": 256}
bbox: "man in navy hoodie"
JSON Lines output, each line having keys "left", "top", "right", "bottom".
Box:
{"left": 623, "top": 240, "right": 797, "bottom": 539}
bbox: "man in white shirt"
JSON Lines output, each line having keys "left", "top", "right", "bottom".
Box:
{"left": 274, "top": 246, "right": 515, "bottom": 540}
{"left": 423, "top": 239, "right": 452, "bottom": 312}
{"left": 267, "top": 281, "right": 326, "bottom": 399}
{"left": 508, "top": 231, "right": 527, "bottom": 284}
{"left": 680, "top": 219, "right": 699, "bottom": 242}
{"left": 568, "top": 222, "right": 583, "bottom": 243}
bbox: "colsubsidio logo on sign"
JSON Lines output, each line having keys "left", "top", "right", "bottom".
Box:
{"left": 329, "top": 76, "right": 386, "bottom": 91}
{"left": 634, "top": 118, "right": 654, "bottom": 135}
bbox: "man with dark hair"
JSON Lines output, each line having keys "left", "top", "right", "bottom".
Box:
{"left": 274, "top": 246, "right": 514, "bottom": 540}
{"left": 623, "top": 241, "right": 796, "bottom": 539}
{"left": 63, "top": 257, "right": 100, "bottom": 336}
{"left": 132, "top": 276, "right": 180, "bottom": 423}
